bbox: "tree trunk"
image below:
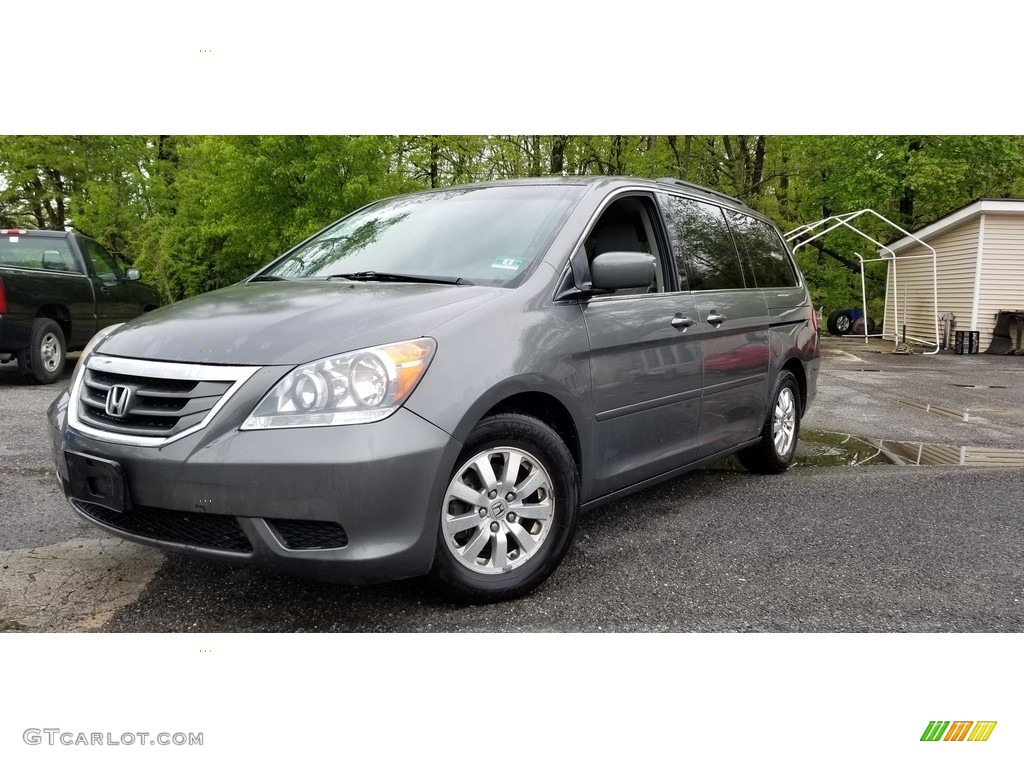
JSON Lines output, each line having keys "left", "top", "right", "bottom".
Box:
{"left": 530, "top": 136, "right": 542, "bottom": 177}
{"left": 157, "top": 135, "right": 178, "bottom": 165}
{"left": 751, "top": 135, "right": 766, "bottom": 193}
{"left": 705, "top": 138, "right": 720, "bottom": 187}
{"left": 429, "top": 139, "right": 439, "bottom": 189}
{"left": 549, "top": 136, "right": 568, "bottom": 174}
{"left": 666, "top": 135, "right": 692, "bottom": 179}
{"left": 898, "top": 137, "right": 921, "bottom": 226}
{"left": 777, "top": 148, "right": 791, "bottom": 219}
{"left": 611, "top": 136, "right": 624, "bottom": 175}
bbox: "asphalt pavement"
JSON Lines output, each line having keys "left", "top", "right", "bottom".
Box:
{"left": 1, "top": 342, "right": 1022, "bottom": 632}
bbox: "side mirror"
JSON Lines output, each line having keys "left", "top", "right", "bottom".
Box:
{"left": 125, "top": 267, "right": 141, "bottom": 281}
{"left": 590, "top": 252, "right": 656, "bottom": 291}
{"left": 42, "top": 250, "right": 65, "bottom": 270}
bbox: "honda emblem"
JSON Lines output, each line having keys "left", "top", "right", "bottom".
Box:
{"left": 105, "top": 385, "right": 132, "bottom": 418}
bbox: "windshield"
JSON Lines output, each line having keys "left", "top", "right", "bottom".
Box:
{"left": 265, "top": 185, "right": 583, "bottom": 285}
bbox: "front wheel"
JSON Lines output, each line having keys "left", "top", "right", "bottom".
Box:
{"left": 738, "top": 370, "right": 801, "bottom": 474}
{"left": 430, "top": 413, "right": 579, "bottom": 603}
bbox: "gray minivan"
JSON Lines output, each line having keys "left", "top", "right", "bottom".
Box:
{"left": 47, "top": 177, "right": 820, "bottom": 602}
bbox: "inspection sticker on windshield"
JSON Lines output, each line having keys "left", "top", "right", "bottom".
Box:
{"left": 492, "top": 257, "right": 523, "bottom": 271}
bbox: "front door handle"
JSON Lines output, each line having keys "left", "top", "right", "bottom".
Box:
{"left": 671, "top": 314, "right": 695, "bottom": 330}
{"left": 706, "top": 311, "right": 727, "bottom": 325}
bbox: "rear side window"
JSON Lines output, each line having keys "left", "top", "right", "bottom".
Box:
{"left": 727, "top": 212, "right": 798, "bottom": 288}
{"left": 0, "top": 235, "right": 80, "bottom": 273}
{"left": 657, "top": 194, "right": 745, "bottom": 291}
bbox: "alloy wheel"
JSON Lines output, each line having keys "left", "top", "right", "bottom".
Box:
{"left": 442, "top": 447, "right": 555, "bottom": 575}
{"left": 772, "top": 387, "right": 797, "bottom": 457}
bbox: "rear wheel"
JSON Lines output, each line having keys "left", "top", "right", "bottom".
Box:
{"left": 18, "top": 318, "right": 66, "bottom": 384}
{"left": 738, "top": 370, "right": 801, "bottom": 474}
{"left": 430, "top": 413, "right": 579, "bottom": 603}
{"left": 826, "top": 309, "right": 851, "bottom": 336}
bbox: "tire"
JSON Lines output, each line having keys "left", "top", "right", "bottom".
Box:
{"left": 826, "top": 309, "right": 852, "bottom": 336}
{"left": 17, "top": 318, "right": 66, "bottom": 384}
{"left": 738, "top": 370, "right": 801, "bottom": 475}
{"left": 851, "top": 316, "right": 877, "bottom": 335}
{"left": 430, "top": 412, "right": 580, "bottom": 603}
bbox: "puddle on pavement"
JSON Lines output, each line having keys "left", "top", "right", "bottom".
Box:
{"left": 899, "top": 399, "right": 972, "bottom": 422}
{"left": 874, "top": 441, "right": 1024, "bottom": 467}
{"left": 898, "top": 399, "right": 1009, "bottom": 423}
{"left": 707, "top": 429, "right": 1024, "bottom": 471}
{"left": 792, "top": 430, "right": 889, "bottom": 467}
{"left": 707, "top": 430, "right": 887, "bottom": 471}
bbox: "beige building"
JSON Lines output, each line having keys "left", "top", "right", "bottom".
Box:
{"left": 884, "top": 199, "right": 1024, "bottom": 350}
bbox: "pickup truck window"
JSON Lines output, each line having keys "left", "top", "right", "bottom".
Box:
{"left": 0, "top": 236, "right": 81, "bottom": 273}
{"left": 78, "top": 237, "right": 123, "bottom": 281}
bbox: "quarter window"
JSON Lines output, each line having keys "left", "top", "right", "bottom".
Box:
{"left": 727, "top": 212, "right": 798, "bottom": 288}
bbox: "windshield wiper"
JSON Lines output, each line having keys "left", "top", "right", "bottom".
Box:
{"left": 248, "top": 274, "right": 289, "bottom": 282}
{"left": 326, "top": 271, "right": 471, "bottom": 285}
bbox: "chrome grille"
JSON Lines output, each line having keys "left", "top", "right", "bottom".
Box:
{"left": 79, "top": 368, "right": 233, "bottom": 437}
{"left": 70, "top": 355, "right": 260, "bottom": 445}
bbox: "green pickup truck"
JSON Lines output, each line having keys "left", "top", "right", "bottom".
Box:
{"left": 0, "top": 229, "right": 162, "bottom": 383}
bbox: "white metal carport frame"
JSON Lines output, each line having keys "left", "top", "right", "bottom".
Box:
{"left": 784, "top": 210, "right": 940, "bottom": 355}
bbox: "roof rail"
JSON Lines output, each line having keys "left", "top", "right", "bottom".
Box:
{"left": 655, "top": 178, "right": 744, "bottom": 207}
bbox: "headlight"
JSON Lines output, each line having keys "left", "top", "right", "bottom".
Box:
{"left": 241, "top": 338, "right": 436, "bottom": 430}
{"left": 68, "top": 324, "right": 123, "bottom": 396}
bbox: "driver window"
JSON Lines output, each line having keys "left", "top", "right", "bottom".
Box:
{"left": 585, "top": 197, "right": 665, "bottom": 296}
{"left": 79, "top": 237, "right": 124, "bottom": 282}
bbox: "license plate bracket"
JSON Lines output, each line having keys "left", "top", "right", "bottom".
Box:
{"left": 65, "top": 451, "right": 128, "bottom": 513}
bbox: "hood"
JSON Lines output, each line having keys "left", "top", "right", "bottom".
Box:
{"left": 96, "top": 280, "right": 502, "bottom": 365}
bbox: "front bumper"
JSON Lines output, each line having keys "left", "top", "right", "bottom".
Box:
{"left": 48, "top": 391, "right": 461, "bottom": 584}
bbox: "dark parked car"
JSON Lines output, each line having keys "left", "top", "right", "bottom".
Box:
{"left": 47, "top": 177, "right": 820, "bottom": 602}
{"left": 0, "top": 229, "right": 162, "bottom": 383}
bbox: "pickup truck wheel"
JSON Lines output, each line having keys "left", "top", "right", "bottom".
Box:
{"left": 738, "top": 370, "right": 800, "bottom": 474}
{"left": 18, "top": 318, "right": 66, "bottom": 384}
{"left": 430, "top": 413, "right": 579, "bottom": 603}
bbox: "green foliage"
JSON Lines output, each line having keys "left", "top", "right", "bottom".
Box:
{"left": 2, "top": 134, "right": 1023, "bottom": 307}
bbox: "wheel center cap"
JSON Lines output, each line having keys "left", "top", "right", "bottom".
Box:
{"left": 490, "top": 500, "right": 508, "bottom": 520}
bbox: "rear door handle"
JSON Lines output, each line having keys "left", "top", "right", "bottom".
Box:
{"left": 671, "top": 314, "right": 695, "bottom": 330}
{"left": 706, "top": 311, "right": 727, "bottom": 325}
